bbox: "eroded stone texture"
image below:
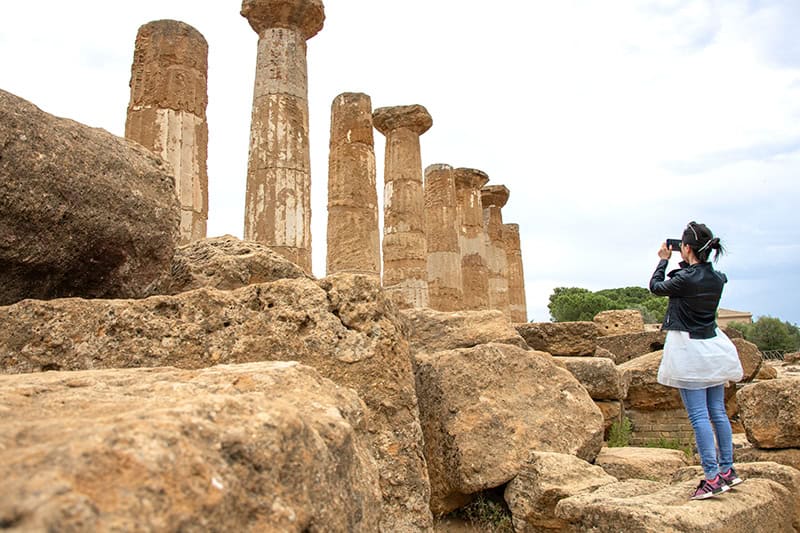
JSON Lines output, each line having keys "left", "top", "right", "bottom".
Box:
{"left": 594, "top": 446, "right": 690, "bottom": 482}
{"left": 424, "top": 164, "right": 463, "bottom": 311}
{"left": 242, "top": 0, "right": 325, "bottom": 273}
{"left": 481, "top": 185, "right": 511, "bottom": 319}
{"left": 502, "top": 223, "right": 528, "bottom": 323}
{"left": 0, "top": 362, "right": 381, "bottom": 532}
{"left": 326, "top": 93, "right": 380, "bottom": 277}
{"left": 126, "top": 20, "right": 209, "bottom": 244}
{"left": 0, "top": 273, "right": 433, "bottom": 532}
{"left": 618, "top": 350, "right": 682, "bottom": 411}
{"left": 454, "top": 168, "right": 489, "bottom": 311}
{"left": 0, "top": 89, "right": 179, "bottom": 305}
{"left": 593, "top": 310, "right": 644, "bottom": 336}
{"left": 374, "top": 105, "right": 432, "bottom": 309}
{"left": 732, "top": 338, "right": 763, "bottom": 381}
{"left": 516, "top": 321, "right": 599, "bottom": 356}
{"left": 553, "top": 356, "right": 629, "bottom": 401}
{"left": 595, "top": 330, "right": 666, "bottom": 365}
{"left": 738, "top": 378, "right": 800, "bottom": 449}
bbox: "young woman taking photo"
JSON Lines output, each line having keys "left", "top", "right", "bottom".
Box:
{"left": 649, "top": 221, "right": 744, "bottom": 500}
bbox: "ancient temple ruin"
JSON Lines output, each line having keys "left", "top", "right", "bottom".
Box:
{"left": 454, "top": 167, "right": 490, "bottom": 311}
{"left": 125, "top": 20, "right": 209, "bottom": 244}
{"left": 481, "top": 185, "right": 511, "bottom": 318}
{"left": 424, "top": 164, "right": 463, "bottom": 311}
{"left": 503, "top": 223, "right": 529, "bottom": 322}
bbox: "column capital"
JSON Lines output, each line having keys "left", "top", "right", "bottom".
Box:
{"left": 453, "top": 167, "right": 489, "bottom": 190}
{"left": 373, "top": 105, "right": 432, "bottom": 136}
{"left": 480, "top": 185, "right": 509, "bottom": 208}
{"left": 241, "top": 0, "right": 325, "bottom": 39}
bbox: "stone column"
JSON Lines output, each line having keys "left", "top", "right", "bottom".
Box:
{"left": 373, "top": 105, "right": 432, "bottom": 309}
{"left": 454, "top": 168, "right": 490, "bottom": 311}
{"left": 241, "top": 0, "right": 325, "bottom": 273}
{"left": 125, "top": 20, "right": 209, "bottom": 244}
{"left": 424, "top": 164, "right": 463, "bottom": 311}
{"left": 503, "top": 223, "right": 528, "bottom": 322}
{"left": 481, "top": 185, "right": 511, "bottom": 319}
{"left": 326, "top": 93, "right": 380, "bottom": 277}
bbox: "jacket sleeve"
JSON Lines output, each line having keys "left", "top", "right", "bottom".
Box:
{"left": 649, "top": 259, "right": 688, "bottom": 297}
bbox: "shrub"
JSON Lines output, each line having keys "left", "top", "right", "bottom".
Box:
{"left": 607, "top": 417, "right": 632, "bottom": 447}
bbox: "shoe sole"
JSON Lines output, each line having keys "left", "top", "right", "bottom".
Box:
{"left": 691, "top": 484, "right": 730, "bottom": 500}
{"left": 724, "top": 478, "right": 743, "bottom": 488}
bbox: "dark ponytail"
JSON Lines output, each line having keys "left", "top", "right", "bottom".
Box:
{"left": 682, "top": 221, "right": 725, "bottom": 263}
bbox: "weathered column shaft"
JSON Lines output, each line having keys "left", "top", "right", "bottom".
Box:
{"left": 125, "top": 20, "right": 209, "bottom": 244}
{"left": 242, "top": 1, "right": 324, "bottom": 273}
{"left": 503, "top": 223, "right": 528, "bottom": 322}
{"left": 424, "top": 164, "right": 463, "bottom": 311}
{"left": 374, "top": 105, "right": 432, "bottom": 309}
{"left": 326, "top": 93, "right": 380, "bottom": 276}
{"left": 454, "top": 168, "right": 490, "bottom": 311}
{"left": 482, "top": 186, "right": 511, "bottom": 319}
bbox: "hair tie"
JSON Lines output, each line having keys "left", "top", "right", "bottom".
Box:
{"left": 698, "top": 237, "right": 718, "bottom": 253}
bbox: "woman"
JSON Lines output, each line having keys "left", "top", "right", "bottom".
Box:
{"left": 649, "top": 221, "right": 744, "bottom": 500}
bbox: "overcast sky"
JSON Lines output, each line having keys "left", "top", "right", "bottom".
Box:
{"left": 1, "top": 1, "right": 798, "bottom": 324}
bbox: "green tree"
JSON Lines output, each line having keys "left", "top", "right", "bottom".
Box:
{"left": 729, "top": 316, "right": 800, "bottom": 352}
{"left": 548, "top": 286, "right": 667, "bottom": 323}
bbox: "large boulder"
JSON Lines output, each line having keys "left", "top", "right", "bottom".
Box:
{"left": 515, "top": 321, "right": 598, "bottom": 356}
{"left": 0, "top": 89, "right": 179, "bottom": 305}
{"left": 555, "top": 478, "right": 795, "bottom": 532}
{"left": 153, "top": 235, "right": 309, "bottom": 295}
{"left": 414, "top": 343, "right": 604, "bottom": 514}
{"left": 731, "top": 338, "right": 763, "bottom": 381}
{"left": 595, "top": 330, "right": 666, "bottom": 364}
{"left": 0, "top": 273, "right": 432, "bottom": 532}
{"left": 735, "top": 446, "right": 800, "bottom": 472}
{"left": 0, "top": 362, "right": 381, "bottom": 532}
{"left": 504, "top": 451, "right": 617, "bottom": 533}
{"left": 401, "top": 308, "right": 528, "bottom": 355}
{"left": 553, "top": 356, "right": 629, "bottom": 400}
{"left": 593, "top": 310, "right": 644, "bottom": 336}
{"left": 618, "top": 350, "right": 682, "bottom": 411}
{"left": 594, "top": 446, "right": 690, "bottom": 482}
{"left": 738, "top": 378, "right": 800, "bottom": 448}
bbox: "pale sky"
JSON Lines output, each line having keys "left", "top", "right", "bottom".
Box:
{"left": 1, "top": 1, "right": 798, "bottom": 324}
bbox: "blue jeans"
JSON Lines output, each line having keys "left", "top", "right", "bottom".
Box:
{"left": 679, "top": 385, "right": 734, "bottom": 479}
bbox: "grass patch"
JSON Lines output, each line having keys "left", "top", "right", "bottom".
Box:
{"left": 446, "top": 489, "right": 514, "bottom": 533}
{"left": 607, "top": 416, "right": 632, "bottom": 447}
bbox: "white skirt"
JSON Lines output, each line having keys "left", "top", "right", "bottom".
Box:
{"left": 657, "top": 328, "right": 744, "bottom": 390}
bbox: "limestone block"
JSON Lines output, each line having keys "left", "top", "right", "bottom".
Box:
{"left": 735, "top": 446, "right": 800, "bottom": 472}
{"left": 553, "top": 356, "right": 629, "bottom": 400}
{"left": 595, "top": 330, "right": 666, "bottom": 365}
{"left": 673, "top": 461, "right": 800, "bottom": 530}
{"left": 756, "top": 362, "right": 779, "bottom": 380}
{"left": 738, "top": 378, "right": 800, "bottom": 448}
{"left": 593, "top": 309, "right": 645, "bottom": 336}
{"left": 504, "top": 452, "right": 617, "bottom": 533}
{"left": 241, "top": 0, "right": 325, "bottom": 40}
{"left": 0, "top": 362, "right": 380, "bottom": 532}
{"left": 0, "top": 273, "right": 433, "bottom": 531}
{"left": 595, "top": 400, "right": 623, "bottom": 440}
{"left": 516, "top": 322, "right": 598, "bottom": 356}
{"left": 401, "top": 308, "right": 529, "bottom": 355}
{"left": 732, "top": 337, "right": 763, "bottom": 381}
{"left": 594, "top": 446, "right": 690, "bottom": 482}
{"left": 555, "top": 478, "right": 794, "bottom": 532}
{"left": 247, "top": 94, "right": 310, "bottom": 171}
{"left": 0, "top": 89, "right": 179, "bottom": 305}
{"left": 414, "top": 343, "right": 604, "bottom": 514}
{"left": 618, "top": 350, "right": 682, "bottom": 411}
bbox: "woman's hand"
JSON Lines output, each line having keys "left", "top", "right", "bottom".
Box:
{"left": 658, "top": 242, "right": 672, "bottom": 260}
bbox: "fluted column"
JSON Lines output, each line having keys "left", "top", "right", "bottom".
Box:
{"left": 481, "top": 185, "right": 511, "bottom": 318}
{"left": 424, "top": 164, "right": 463, "bottom": 311}
{"left": 125, "top": 20, "right": 209, "bottom": 244}
{"left": 503, "top": 223, "right": 528, "bottom": 322}
{"left": 241, "top": 0, "right": 325, "bottom": 273}
{"left": 326, "top": 93, "right": 380, "bottom": 276}
{"left": 373, "top": 105, "right": 432, "bottom": 309}
{"left": 454, "top": 168, "right": 490, "bottom": 310}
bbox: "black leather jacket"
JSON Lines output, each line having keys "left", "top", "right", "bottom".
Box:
{"left": 649, "top": 259, "right": 727, "bottom": 339}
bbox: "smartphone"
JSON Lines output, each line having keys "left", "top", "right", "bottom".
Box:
{"left": 666, "top": 239, "right": 682, "bottom": 252}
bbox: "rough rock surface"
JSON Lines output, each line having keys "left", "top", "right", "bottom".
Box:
{"left": 401, "top": 308, "right": 528, "bottom": 355}
{"left": 595, "top": 400, "right": 623, "bottom": 440}
{"left": 731, "top": 338, "right": 763, "bottom": 381}
{"left": 618, "top": 350, "right": 682, "bottom": 411}
{"left": 414, "top": 343, "right": 604, "bottom": 514}
{"left": 0, "top": 89, "right": 179, "bottom": 305}
{"left": 738, "top": 378, "right": 800, "bottom": 448}
{"left": 152, "top": 235, "right": 309, "bottom": 295}
{"left": 504, "top": 452, "right": 617, "bottom": 533}
{"left": 0, "top": 273, "right": 432, "bottom": 532}
{"left": 515, "top": 321, "right": 598, "bottom": 356}
{"left": 553, "top": 356, "right": 629, "bottom": 400}
{"left": 594, "top": 446, "right": 690, "bottom": 482}
{"left": 756, "top": 362, "right": 778, "bottom": 380}
{"left": 555, "top": 478, "right": 794, "bottom": 532}
{"left": 593, "top": 309, "right": 644, "bottom": 336}
{"left": 735, "top": 446, "right": 800, "bottom": 472}
{"left": 0, "top": 362, "right": 381, "bottom": 532}
{"left": 673, "top": 461, "right": 800, "bottom": 530}
{"left": 595, "top": 330, "right": 666, "bottom": 365}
